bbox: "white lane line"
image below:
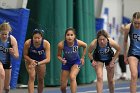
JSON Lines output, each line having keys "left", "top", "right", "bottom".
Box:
{"left": 77, "top": 85, "right": 140, "bottom": 93}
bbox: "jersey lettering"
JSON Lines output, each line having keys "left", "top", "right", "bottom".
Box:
{"left": 0, "top": 46, "right": 9, "bottom": 53}
{"left": 31, "top": 49, "right": 45, "bottom": 55}
{"left": 98, "top": 47, "right": 110, "bottom": 55}
{"left": 133, "top": 34, "right": 140, "bottom": 41}
{"left": 73, "top": 46, "right": 78, "bottom": 52}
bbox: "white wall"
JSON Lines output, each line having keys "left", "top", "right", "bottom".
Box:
{"left": 101, "top": 0, "right": 122, "bottom": 24}
{"left": 101, "top": 0, "right": 122, "bottom": 42}
{"left": 94, "top": 0, "right": 103, "bottom": 17}
{"left": 94, "top": 0, "right": 140, "bottom": 23}
{"left": 123, "top": 0, "right": 140, "bottom": 19}
{"left": 0, "top": 0, "right": 28, "bottom": 9}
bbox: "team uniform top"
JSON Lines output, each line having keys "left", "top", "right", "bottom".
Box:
{"left": 0, "top": 36, "right": 11, "bottom": 64}
{"left": 93, "top": 39, "right": 114, "bottom": 61}
{"left": 128, "top": 24, "right": 140, "bottom": 56}
{"left": 28, "top": 39, "right": 46, "bottom": 61}
{"left": 63, "top": 39, "right": 80, "bottom": 64}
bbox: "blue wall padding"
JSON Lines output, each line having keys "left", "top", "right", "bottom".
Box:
{"left": 96, "top": 18, "right": 104, "bottom": 33}
{"left": 122, "top": 16, "right": 130, "bottom": 24}
{"left": 0, "top": 8, "right": 30, "bottom": 89}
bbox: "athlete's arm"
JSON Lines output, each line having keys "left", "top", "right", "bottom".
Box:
{"left": 77, "top": 39, "right": 87, "bottom": 65}
{"left": 57, "top": 41, "right": 63, "bottom": 61}
{"left": 39, "top": 40, "right": 50, "bottom": 65}
{"left": 88, "top": 39, "right": 97, "bottom": 61}
{"left": 123, "top": 23, "right": 131, "bottom": 63}
{"left": 77, "top": 40, "right": 87, "bottom": 59}
{"left": 57, "top": 41, "right": 67, "bottom": 64}
{"left": 109, "top": 38, "right": 121, "bottom": 62}
{"left": 23, "top": 39, "right": 35, "bottom": 63}
{"left": 9, "top": 35, "right": 19, "bottom": 58}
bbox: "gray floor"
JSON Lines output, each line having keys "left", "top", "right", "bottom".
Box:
{"left": 10, "top": 80, "right": 140, "bottom": 93}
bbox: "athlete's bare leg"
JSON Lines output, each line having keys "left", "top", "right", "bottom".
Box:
{"left": 36, "top": 64, "right": 46, "bottom": 93}
{"left": 4, "top": 69, "right": 11, "bottom": 93}
{"left": 106, "top": 66, "right": 115, "bottom": 93}
{"left": 0, "top": 63, "right": 5, "bottom": 93}
{"left": 70, "top": 64, "right": 79, "bottom": 93}
{"left": 128, "top": 56, "right": 138, "bottom": 93}
{"left": 95, "top": 62, "right": 104, "bottom": 93}
{"left": 60, "top": 70, "right": 69, "bottom": 93}
{"left": 26, "top": 63, "right": 36, "bottom": 93}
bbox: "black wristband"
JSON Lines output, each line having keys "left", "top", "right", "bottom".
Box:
{"left": 90, "top": 59, "right": 93, "bottom": 63}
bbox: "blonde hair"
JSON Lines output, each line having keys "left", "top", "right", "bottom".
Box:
{"left": 132, "top": 12, "right": 140, "bottom": 22}
{"left": 0, "top": 22, "right": 12, "bottom": 32}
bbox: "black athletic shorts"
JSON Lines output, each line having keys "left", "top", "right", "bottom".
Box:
{"left": 95, "top": 59, "right": 112, "bottom": 66}
{"left": 2, "top": 62, "right": 12, "bottom": 69}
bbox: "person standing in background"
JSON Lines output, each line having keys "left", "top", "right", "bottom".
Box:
{"left": 118, "top": 25, "right": 127, "bottom": 80}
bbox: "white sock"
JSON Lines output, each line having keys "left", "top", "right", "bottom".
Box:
{"left": 122, "top": 73, "right": 126, "bottom": 77}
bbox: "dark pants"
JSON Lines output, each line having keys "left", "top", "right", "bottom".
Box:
{"left": 118, "top": 55, "right": 126, "bottom": 73}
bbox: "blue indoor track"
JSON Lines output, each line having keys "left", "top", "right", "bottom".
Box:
{"left": 10, "top": 80, "right": 140, "bottom": 93}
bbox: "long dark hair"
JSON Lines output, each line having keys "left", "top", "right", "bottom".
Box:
{"left": 32, "top": 29, "right": 43, "bottom": 38}
{"left": 65, "top": 27, "right": 76, "bottom": 40}
{"left": 97, "top": 30, "right": 109, "bottom": 39}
